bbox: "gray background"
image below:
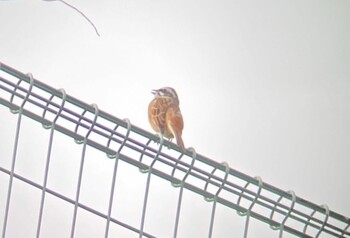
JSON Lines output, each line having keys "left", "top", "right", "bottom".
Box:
{"left": 0, "top": 0, "right": 349, "bottom": 237}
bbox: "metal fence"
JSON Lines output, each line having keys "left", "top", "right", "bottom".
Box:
{"left": 0, "top": 62, "right": 349, "bottom": 238}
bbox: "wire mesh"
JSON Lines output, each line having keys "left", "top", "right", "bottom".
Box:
{"left": 0, "top": 62, "right": 349, "bottom": 238}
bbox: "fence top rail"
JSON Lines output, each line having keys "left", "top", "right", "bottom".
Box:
{"left": 1, "top": 61, "right": 349, "bottom": 238}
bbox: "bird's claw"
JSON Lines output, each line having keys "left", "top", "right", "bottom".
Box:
{"left": 154, "top": 134, "right": 171, "bottom": 149}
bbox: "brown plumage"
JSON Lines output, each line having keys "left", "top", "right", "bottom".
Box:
{"left": 148, "top": 87, "right": 185, "bottom": 149}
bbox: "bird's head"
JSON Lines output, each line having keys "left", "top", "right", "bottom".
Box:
{"left": 152, "top": 87, "right": 179, "bottom": 103}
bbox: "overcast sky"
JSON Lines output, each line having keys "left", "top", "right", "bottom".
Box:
{"left": 0, "top": 0, "right": 349, "bottom": 237}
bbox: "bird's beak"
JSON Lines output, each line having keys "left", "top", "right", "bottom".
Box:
{"left": 151, "top": 89, "right": 157, "bottom": 95}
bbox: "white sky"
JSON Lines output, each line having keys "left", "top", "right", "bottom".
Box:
{"left": 0, "top": 0, "right": 349, "bottom": 237}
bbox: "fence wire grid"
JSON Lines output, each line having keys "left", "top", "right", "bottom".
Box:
{"left": 0, "top": 62, "right": 349, "bottom": 238}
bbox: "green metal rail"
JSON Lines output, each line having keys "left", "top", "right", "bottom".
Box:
{"left": 0, "top": 61, "right": 349, "bottom": 238}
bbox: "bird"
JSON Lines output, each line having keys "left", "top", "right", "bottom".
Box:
{"left": 148, "top": 87, "right": 185, "bottom": 150}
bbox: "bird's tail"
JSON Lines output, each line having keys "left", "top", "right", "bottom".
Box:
{"left": 175, "top": 134, "right": 185, "bottom": 150}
